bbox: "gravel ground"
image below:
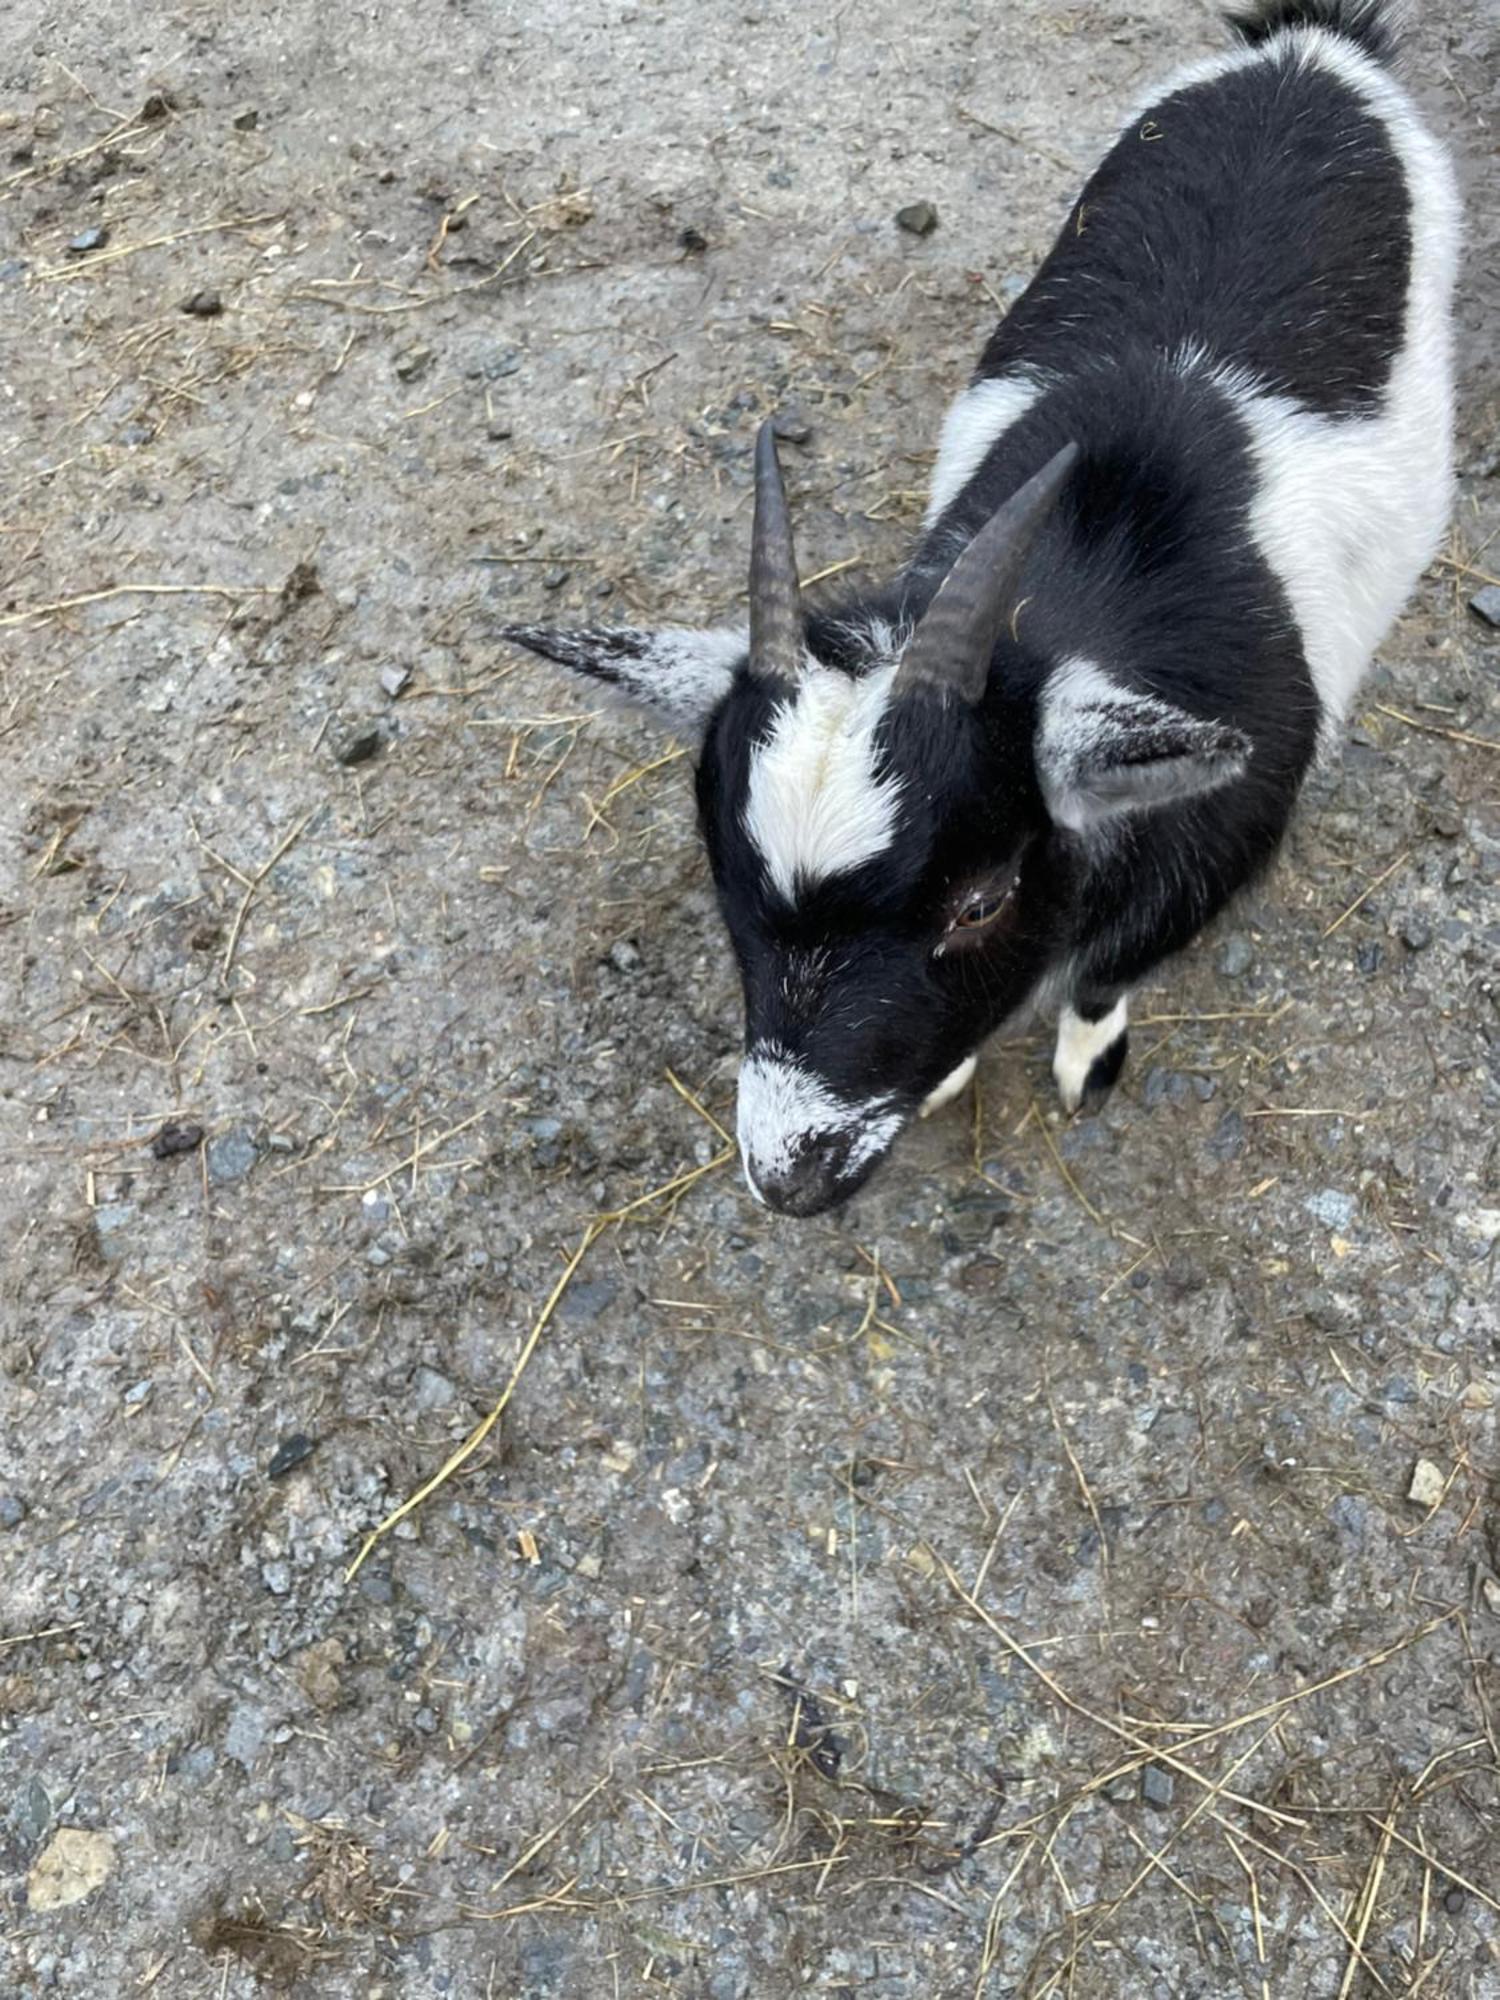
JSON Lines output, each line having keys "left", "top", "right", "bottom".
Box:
{"left": 2, "top": 1, "right": 1498, "bottom": 1995}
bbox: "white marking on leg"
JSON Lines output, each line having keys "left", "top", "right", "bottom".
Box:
{"left": 924, "top": 371, "right": 1049, "bottom": 527}
{"left": 919, "top": 1053, "right": 976, "bottom": 1119}
{"left": 743, "top": 663, "right": 904, "bottom": 901}
{"left": 1053, "top": 997, "right": 1127, "bottom": 1114}
{"left": 737, "top": 1043, "right": 904, "bottom": 1193}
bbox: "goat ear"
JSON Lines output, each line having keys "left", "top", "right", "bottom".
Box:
{"left": 498, "top": 624, "right": 746, "bottom": 734}
{"left": 1037, "top": 659, "right": 1250, "bottom": 832}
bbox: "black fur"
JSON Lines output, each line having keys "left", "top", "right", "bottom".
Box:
{"left": 1226, "top": 0, "right": 1402, "bottom": 65}
{"left": 973, "top": 57, "right": 1410, "bottom": 415}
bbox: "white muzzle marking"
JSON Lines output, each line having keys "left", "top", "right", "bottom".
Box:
{"left": 736, "top": 1045, "right": 904, "bottom": 1203}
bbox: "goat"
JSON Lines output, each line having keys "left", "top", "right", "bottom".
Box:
{"left": 502, "top": 0, "right": 1458, "bottom": 1216}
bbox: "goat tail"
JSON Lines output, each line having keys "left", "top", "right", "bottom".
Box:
{"left": 1225, "top": 0, "right": 1405, "bottom": 64}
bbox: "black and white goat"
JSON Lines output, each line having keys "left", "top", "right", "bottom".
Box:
{"left": 504, "top": 0, "right": 1458, "bottom": 1216}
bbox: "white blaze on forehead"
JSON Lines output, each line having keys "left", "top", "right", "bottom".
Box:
{"left": 737, "top": 1044, "right": 905, "bottom": 1198}
{"left": 743, "top": 662, "right": 904, "bottom": 901}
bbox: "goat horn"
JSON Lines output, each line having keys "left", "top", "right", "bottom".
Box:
{"left": 747, "top": 418, "right": 804, "bottom": 683}
{"left": 893, "top": 442, "right": 1080, "bottom": 704}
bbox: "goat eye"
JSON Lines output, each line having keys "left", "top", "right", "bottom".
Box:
{"left": 943, "top": 873, "right": 1019, "bottom": 943}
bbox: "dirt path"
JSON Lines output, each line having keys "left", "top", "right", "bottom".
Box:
{"left": 2, "top": 2, "right": 1497, "bottom": 1993}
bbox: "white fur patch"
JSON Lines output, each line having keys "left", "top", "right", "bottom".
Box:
{"left": 623, "top": 627, "right": 747, "bottom": 727}
{"left": 743, "top": 663, "right": 903, "bottom": 901}
{"left": 924, "top": 371, "right": 1049, "bottom": 527}
{"left": 737, "top": 1044, "right": 904, "bottom": 1202}
{"left": 1036, "top": 657, "right": 1244, "bottom": 831}
{"left": 919, "top": 1054, "right": 976, "bottom": 1118}
{"left": 1148, "top": 30, "right": 1460, "bottom": 746}
{"left": 1053, "top": 997, "right": 1128, "bottom": 1112}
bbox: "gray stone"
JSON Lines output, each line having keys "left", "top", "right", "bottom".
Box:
{"left": 207, "top": 1129, "right": 258, "bottom": 1184}
{"left": 0, "top": 1493, "right": 27, "bottom": 1529}
{"left": 895, "top": 199, "right": 939, "bottom": 235}
{"left": 413, "top": 1366, "right": 458, "bottom": 1410}
{"left": 1141, "top": 1764, "right": 1175, "bottom": 1808}
{"left": 1218, "top": 934, "right": 1254, "bottom": 977}
{"left": 335, "top": 724, "right": 384, "bottom": 766}
{"left": 11, "top": 1778, "right": 51, "bottom": 1846}
{"left": 1304, "top": 1188, "right": 1356, "bottom": 1231}
{"left": 559, "top": 1277, "right": 619, "bottom": 1323}
{"left": 224, "top": 1704, "right": 267, "bottom": 1767}
{"left": 1468, "top": 583, "right": 1500, "bottom": 628}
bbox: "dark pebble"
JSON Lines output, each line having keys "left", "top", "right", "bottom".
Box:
{"left": 1468, "top": 584, "right": 1500, "bottom": 629}
{"left": 394, "top": 344, "right": 434, "bottom": 382}
{"left": 486, "top": 421, "right": 514, "bottom": 442}
{"left": 335, "top": 725, "right": 384, "bottom": 766}
{"left": 0, "top": 1494, "right": 27, "bottom": 1529}
{"left": 1141, "top": 1765, "right": 1175, "bottom": 1809}
{"left": 179, "top": 289, "right": 223, "bottom": 317}
{"left": 141, "top": 91, "right": 175, "bottom": 121}
{"left": 267, "top": 1433, "right": 317, "bottom": 1480}
{"left": 772, "top": 410, "right": 812, "bottom": 445}
{"left": 1205, "top": 1109, "right": 1244, "bottom": 1161}
{"left": 151, "top": 1120, "right": 204, "bottom": 1160}
{"left": 895, "top": 200, "right": 938, "bottom": 236}
{"left": 1356, "top": 939, "right": 1382, "bottom": 975}
{"left": 1443, "top": 1886, "right": 1465, "bottom": 1915}
{"left": 542, "top": 567, "right": 571, "bottom": 590}
{"left": 1398, "top": 913, "right": 1432, "bottom": 951}
{"left": 232, "top": 107, "right": 260, "bottom": 130}
{"left": 678, "top": 225, "right": 708, "bottom": 254}
{"left": 67, "top": 226, "right": 110, "bottom": 255}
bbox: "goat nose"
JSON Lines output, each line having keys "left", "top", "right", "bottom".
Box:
{"left": 747, "top": 1136, "right": 850, "bottom": 1217}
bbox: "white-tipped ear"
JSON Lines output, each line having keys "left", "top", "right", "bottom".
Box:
{"left": 498, "top": 624, "right": 746, "bottom": 734}
{"left": 1037, "top": 658, "right": 1250, "bottom": 832}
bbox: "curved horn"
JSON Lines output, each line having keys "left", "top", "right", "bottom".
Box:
{"left": 894, "top": 441, "right": 1080, "bottom": 704}
{"left": 748, "top": 418, "right": 804, "bottom": 683}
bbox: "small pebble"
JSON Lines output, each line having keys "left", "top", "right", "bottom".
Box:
{"left": 895, "top": 200, "right": 938, "bottom": 236}
{"left": 267, "top": 1433, "right": 318, "bottom": 1479}
{"left": 206, "top": 1128, "right": 258, "bottom": 1184}
{"left": 67, "top": 226, "right": 109, "bottom": 255}
{"left": 232, "top": 107, "right": 260, "bottom": 130}
{"left": 0, "top": 1493, "right": 27, "bottom": 1529}
{"left": 1443, "top": 1886, "right": 1465, "bottom": 1915}
{"left": 413, "top": 1707, "right": 439, "bottom": 1735}
{"left": 179, "top": 290, "right": 222, "bottom": 317}
{"left": 1468, "top": 583, "right": 1500, "bottom": 629}
{"left": 1406, "top": 1457, "right": 1444, "bottom": 1509}
{"left": 335, "top": 725, "right": 384, "bottom": 766}
{"left": 1398, "top": 912, "right": 1432, "bottom": 951}
{"left": 394, "top": 343, "right": 434, "bottom": 382}
{"left": 1217, "top": 934, "right": 1254, "bottom": 978}
{"left": 379, "top": 664, "right": 411, "bottom": 698}
{"left": 772, "top": 410, "right": 812, "bottom": 445}
{"left": 542, "top": 566, "right": 571, "bottom": 591}
{"left": 486, "top": 420, "right": 514, "bottom": 442}
{"left": 1141, "top": 1765, "right": 1175, "bottom": 1809}
{"left": 678, "top": 225, "right": 708, "bottom": 254}
{"left": 151, "top": 1120, "right": 204, "bottom": 1160}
